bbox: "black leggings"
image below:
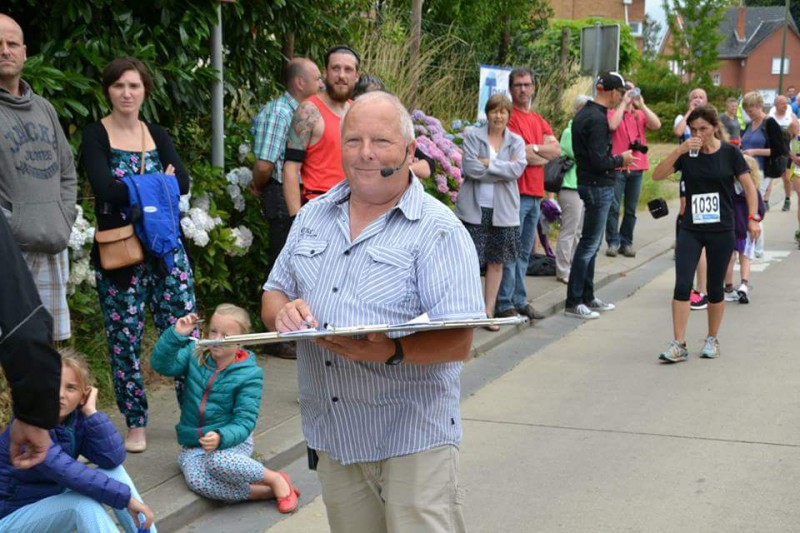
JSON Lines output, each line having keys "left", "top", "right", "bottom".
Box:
{"left": 674, "top": 229, "right": 735, "bottom": 303}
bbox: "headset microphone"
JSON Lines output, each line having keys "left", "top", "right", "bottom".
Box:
{"left": 379, "top": 146, "right": 410, "bottom": 178}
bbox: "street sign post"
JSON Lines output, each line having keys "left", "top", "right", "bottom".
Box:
{"left": 580, "top": 24, "right": 621, "bottom": 87}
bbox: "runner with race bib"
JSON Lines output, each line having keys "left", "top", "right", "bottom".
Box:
{"left": 652, "top": 105, "right": 761, "bottom": 364}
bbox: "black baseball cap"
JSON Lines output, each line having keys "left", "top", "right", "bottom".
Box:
{"left": 595, "top": 71, "right": 625, "bottom": 92}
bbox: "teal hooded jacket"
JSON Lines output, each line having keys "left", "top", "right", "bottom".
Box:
{"left": 150, "top": 327, "right": 263, "bottom": 449}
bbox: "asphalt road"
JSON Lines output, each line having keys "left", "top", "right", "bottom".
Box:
{"left": 178, "top": 234, "right": 800, "bottom": 532}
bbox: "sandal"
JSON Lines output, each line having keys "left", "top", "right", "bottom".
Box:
{"left": 483, "top": 324, "right": 500, "bottom": 332}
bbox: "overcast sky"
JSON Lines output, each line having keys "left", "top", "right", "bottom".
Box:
{"left": 646, "top": 0, "right": 668, "bottom": 43}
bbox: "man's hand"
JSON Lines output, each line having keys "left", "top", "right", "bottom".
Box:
{"left": 9, "top": 419, "right": 51, "bottom": 469}
{"left": 127, "top": 497, "right": 155, "bottom": 530}
{"left": 275, "top": 299, "right": 318, "bottom": 332}
{"left": 199, "top": 431, "right": 221, "bottom": 453}
{"left": 315, "top": 332, "right": 395, "bottom": 364}
{"left": 81, "top": 387, "right": 98, "bottom": 417}
{"left": 620, "top": 150, "right": 636, "bottom": 167}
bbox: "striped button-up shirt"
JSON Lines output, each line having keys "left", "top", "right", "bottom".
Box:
{"left": 250, "top": 92, "right": 298, "bottom": 183}
{"left": 264, "top": 177, "right": 484, "bottom": 464}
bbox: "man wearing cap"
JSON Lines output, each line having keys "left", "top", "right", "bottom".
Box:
{"left": 565, "top": 72, "right": 634, "bottom": 319}
{"left": 282, "top": 45, "right": 359, "bottom": 216}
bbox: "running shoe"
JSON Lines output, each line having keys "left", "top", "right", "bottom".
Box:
{"left": 690, "top": 291, "right": 708, "bottom": 311}
{"left": 737, "top": 282, "right": 749, "bottom": 304}
{"left": 564, "top": 304, "right": 600, "bottom": 320}
{"left": 724, "top": 288, "right": 739, "bottom": 302}
{"left": 700, "top": 336, "right": 720, "bottom": 359}
{"left": 783, "top": 198, "right": 791, "bottom": 212}
{"left": 606, "top": 245, "right": 619, "bottom": 257}
{"left": 619, "top": 244, "right": 636, "bottom": 257}
{"left": 659, "top": 340, "right": 688, "bottom": 363}
{"left": 586, "top": 298, "right": 615, "bottom": 312}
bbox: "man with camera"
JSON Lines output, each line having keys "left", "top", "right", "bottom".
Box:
{"left": 605, "top": 80, "right": 661, "bottom": 258}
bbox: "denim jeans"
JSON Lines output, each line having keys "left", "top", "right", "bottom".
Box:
{"left": 566, "top": 185, "right": 615, "bottom": 308}
{"left": 496, "top": 195, "right": 541, "bottom": 312}
{"left": 606, "top": 170, "right": 643, "bottom": 247}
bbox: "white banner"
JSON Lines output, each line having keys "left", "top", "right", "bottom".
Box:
{"left": 478, "top": 64, "right": 512, "bottom": 121}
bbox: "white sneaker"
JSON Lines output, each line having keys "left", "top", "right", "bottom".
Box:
{"left": 737, "top": 283, "right": 749, "bottom": 304}
{"left": 565, "top": 304, "right": 600, "bottom": 319}
{"left": 724, "top": 289, "right": 739, "bottom": 302}
{"left": 586, "top": 298, "right": 615, "bottom": 312}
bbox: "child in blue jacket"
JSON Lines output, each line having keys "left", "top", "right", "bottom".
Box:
{"left": 150, "top": 303, "right": 300, "bottom": 513}
{"left": 0, "top": 348, "right": 155, "bottom": 532}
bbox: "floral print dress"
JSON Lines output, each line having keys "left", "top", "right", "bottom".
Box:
{"left": 95, "top": 148, "right": 196, "bottom": 428}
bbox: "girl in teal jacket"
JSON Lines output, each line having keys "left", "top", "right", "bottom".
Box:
{"left": 150, "top": 303, "right": 300, "bottom": 513}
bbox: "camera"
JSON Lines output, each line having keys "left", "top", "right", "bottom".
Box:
{"left": 630, "top": 87, "right": 641, "bottom": 98}
{"left": 629, "top": 140, "right": 649, "bottom": 154}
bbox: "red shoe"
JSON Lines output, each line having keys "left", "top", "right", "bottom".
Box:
{"left": 276, "top": 472, "right": 301, "bottom": 513}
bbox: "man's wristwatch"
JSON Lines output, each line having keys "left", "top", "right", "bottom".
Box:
{"left": 385, "top": 338, "right": 404, "bottom": 365}
{"left": 748, "top": 213, "right": 763, "bottom": 222}
{"left": 532, "top": 144, "right": 540, "bottom": 154}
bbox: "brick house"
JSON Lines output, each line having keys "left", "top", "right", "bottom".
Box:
{"left": 548, "top": 0, "right": 646, "bottom": 50}
{"left": 660, "top": 6, "right": 800, "bottom": 104}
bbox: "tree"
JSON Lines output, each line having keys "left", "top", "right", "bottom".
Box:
{"left": 662, "top": 0, "right": 734, "bottom": 86}
{"left": 642, "top": 13, "right": 663, "bottom": 60}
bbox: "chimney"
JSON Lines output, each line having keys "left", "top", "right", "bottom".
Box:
{"left": 737, "top": 5, "right": 746, "bottom": 41}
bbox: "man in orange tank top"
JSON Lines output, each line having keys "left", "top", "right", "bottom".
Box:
{"left": 283, "top": 45, "right": 359, "bottom": 216}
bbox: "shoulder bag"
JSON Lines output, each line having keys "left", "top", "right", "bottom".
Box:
{"left": 95, "top": 122, "right": 146, "bottom": 270}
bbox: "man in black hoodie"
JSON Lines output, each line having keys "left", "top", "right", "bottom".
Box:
{"left": 0, "top": 210, "right": 61, "bottom": 469}
{"left": 565, "top": 72, "right": 634, "bottom": 319}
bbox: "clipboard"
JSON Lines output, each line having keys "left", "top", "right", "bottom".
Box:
{"left": 196, "top": 315, "right": 528, "bottom": 348}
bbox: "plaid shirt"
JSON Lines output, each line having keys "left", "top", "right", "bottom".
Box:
{"left": 250, "top": 92, "right": 298, "bottom": 183}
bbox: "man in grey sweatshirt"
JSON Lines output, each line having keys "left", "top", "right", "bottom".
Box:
{"left": 0, "top": 14, "right": 77, "bottom": 341}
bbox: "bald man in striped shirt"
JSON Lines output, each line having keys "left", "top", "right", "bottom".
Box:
{"left": 262, "top": 91, "right": 484, "bottom": 533}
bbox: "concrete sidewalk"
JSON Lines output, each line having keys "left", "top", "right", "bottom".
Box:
{"left": 113, "top": 197, "right": 681, "bottom": 532}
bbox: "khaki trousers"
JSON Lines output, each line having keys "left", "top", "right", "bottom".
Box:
{"left": 317, "top": 445, "right": 467, "bottom": 533}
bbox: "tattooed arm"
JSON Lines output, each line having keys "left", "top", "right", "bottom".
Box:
{"left": 283, "top": 102, "right": 323, "bottom": 216}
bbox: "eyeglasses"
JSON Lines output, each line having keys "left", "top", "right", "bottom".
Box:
{"left": 511, "top": 83, "right": 534, "bottom": 89}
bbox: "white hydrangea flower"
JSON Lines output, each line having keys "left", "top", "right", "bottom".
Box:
{"left": 193, "top": 230, "right": 210, "bottom": 247}
{"left": 233, "top": 195, "right": 245, "bottom": 212}
{"left": 68, "top": 204, "right": 94, "bottom": 250}
{"left": 193, "top": 193, "right": 210, "bottom": 211}
{"left": 238, "top": 143, "right": 250, "bottom": 163}
{"left": 225, "top": 169, "right": 240, "bottom": 185}
{"left": 236, "top": 167, "right": 252, "bottom": 188}
{"left": 179, "top": 193, "right": 191, "bottom": 213}
{"left": 67, "top": 256, "right": 95, "bottom": 294}
{"left": 227, "top": 183, "right": 241, "bottom": 200}
{"left": 234, "top": 225, "right": 253, "bottom": 248}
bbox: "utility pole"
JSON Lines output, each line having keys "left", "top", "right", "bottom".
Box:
{"left": 211, "top": 2, "right": 224, "bottom": 169}
{"left": 777, "top": 0, "right": 789, "bottom": 94}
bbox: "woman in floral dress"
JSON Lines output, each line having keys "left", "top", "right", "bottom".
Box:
{"left": 80, "top": 57, "right": 195, "bottom": 453}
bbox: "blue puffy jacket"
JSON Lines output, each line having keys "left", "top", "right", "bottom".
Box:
{"left": 0, "top": 411, "right": 131, "bottom": 519}
{"left": 150, "top": 327, "right": 263, "bottom": 449}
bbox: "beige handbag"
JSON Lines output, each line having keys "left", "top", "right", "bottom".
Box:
{"left": 94, "top": 122, "right": 146, "bottom": 270}
{"left": 95, "top": 224, "right": 144, "bottom": 270}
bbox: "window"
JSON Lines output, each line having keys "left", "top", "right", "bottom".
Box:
{"left": 713, "top": 73, "right": 721, "bottom": 86}
{"left": 668, "top": 60, "right": 684, "bottom": 76}
{"left": 628, "top": 21, "right": 643, "bottom": 37}
{"left": 772, "top": 57, "right": 790, "bottom": 75}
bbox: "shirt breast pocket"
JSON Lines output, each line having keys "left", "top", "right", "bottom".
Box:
{"left": 358, "top": 246, "right": 414, "bottom": 306}
{"left": 291, "top": 239, "right": 328, "bottom": 294}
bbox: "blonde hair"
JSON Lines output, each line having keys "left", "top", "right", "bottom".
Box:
{"left": 196, "top": 303, "right": 251, "bottom": 365}
{"left": 742, "top": 91, "right": 764, "bottom": 110}
{"left": 742, "top": 154, "right": 762, "bottom": 190}
{"left": 59, "top": 347, "right": 93, "bottom": 392}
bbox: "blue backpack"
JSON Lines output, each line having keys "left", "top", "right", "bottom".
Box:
{"left": 121, "top": 173, "right": 181, "bottom": 270}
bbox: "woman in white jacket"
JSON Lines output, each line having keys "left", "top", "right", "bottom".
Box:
{"left": 455, "top": 94, "right": 527, "bottom": 330}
